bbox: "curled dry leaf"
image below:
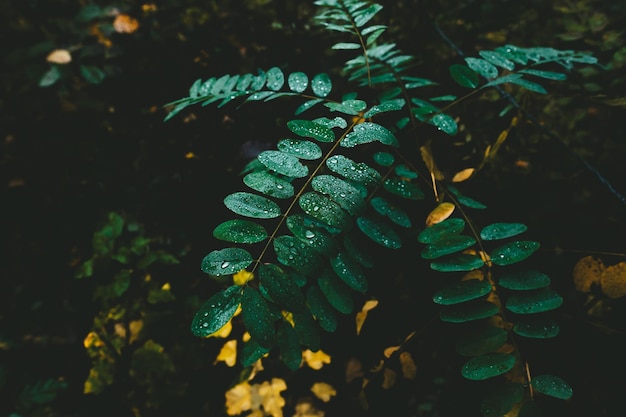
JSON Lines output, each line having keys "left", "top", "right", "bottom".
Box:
{"left": 355, "top": 299, "right": 379, "bottom": 335}
{"left": 46, "top": 49, "right": 72, "bottom": 64}
{"left": 425, "top": 202, "right": 455, "bottom": 226}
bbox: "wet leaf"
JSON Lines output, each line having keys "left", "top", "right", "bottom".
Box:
{"left": 259, "top": 263, "right": 305, "bottom": 312}
{"left": 479, "top": 51, "right": 515, "bottom": 70}
{"left": 418, "top": 217, "right": 466, "bottom": 244}
{"left": 311, "top": 73, "right": 332, "bottom": 97}
{"left": 241, "top": 337, "right": 270, "bottom": 367}
{"left": 325, "top": 99, "right": 367, "bottom": 115}
{"left": 433, "top": 279, "right": 492, "bottom": 305}
{"left": 461, "top": 353, "right": 516, "bottom": 380}
{"left": 299, "top": 192, "right": 351, "bottom": 231}
{"left": 519, "top": 69, "right": 567, "bottom": 81}
{"left": 306, "top": 285, "right": 338, "bottom": 332}
{"left": 312, "top": 175, "right": 365, "bottom": 215}
{"left": 383, "top": 178, "right": 424, "bottom": 200}
{"left": 258, "top": 150, "right": 309, "bottom": 178}
{"left": 242, "top": 286, "right": 276, "bottom": 348}
{"left": 331, "top": 251, "right": 367, "bottom": 292}
{"left": 191, "top": 285, "right": 242, "bottom": 337}
{"left": 39, "top": 66, "right": 61, "bottom": 87}
{"left": 480, "top": 223, "right": 527, "bottom": 241}
{"left": 80, "top": 65, "right": 106, "bottom": 84}
{"left": 370, "top": 197, "right": 412, "bottom": 228}
{"left": 430, "top": 254, "right": 484, "bottom": 272}
{"left": 326, "top": 155, "right": 381, "bottom": 189}
{"left": 266, "top": 67, "right": 285, "bottom": 91}
{"left": 421, "top": 235, "right": 476, "bottom": 259}
{"left": 277, "top": 139, "right": 322, "bottom": 160}
{"left": 531, "top": 374, "right": 573, "bottom": 400}
{"left": 506, "top": 288, "right": 563, "bottom": 314}
{"left": 288, "top": 119, "right": 335, "bottom": 143}
{"left": 274, "top": 235, "right": 324, "bottom": 275}
{"left": 490, "top": 241, "right": 540, "bottom": 266}
{"left": 293, "top": 310, "right": 320, "bottom": 351}
{"left": 465, "top": 57, "right": 499, "bottom": 79}
{"left": 213, "top": 219, "right": 268, "bottom": 243}
{"left": 243, "top": 171, "right": 294, "bottom": 199}
{"left": 373, "top": 152, "right": 395, "bottom": 166}
{"left": 286, "top": 214, "right": 338, "bottom": 256}
{"left": 288, "top": 72, "right": 308, "bottom": 93}
{"left": 498, "top": 270, "right": 551, "bottom": 290}
{"left": 201, "top": 248, "right": 254, "bottom": 276}
{"left": 224, "top": 192, "right": 282, "bottom": 219}
{"left": 342, "top": 122, "right": 399, "bottom": 147}
{"left": 513, "top": 319, "right": 560, "bottom": 338}
{"left": 318, "top": 270, "right": 353, "bottom": 314}
{"left": 357, "top": 216, "right": 402, "bottom": 249}
{"left": 430, "top": 114, "right": 458, "bottom": 135}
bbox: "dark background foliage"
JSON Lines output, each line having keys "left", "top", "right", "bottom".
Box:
{"left": 1, "top": 0, "right": 625, "bottom": 416}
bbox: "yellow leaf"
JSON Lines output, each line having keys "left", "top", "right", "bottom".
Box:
{"left": 248, "top": 358, "right": 264, "bottom": 381}
{"left": 113, "top": 14, "right": 140, "bottom": 34}
{"left": 383, "top": 346, "right": 399, "bottom": 358}
{"left": 258, "top": 378, "right": 287, "bottom": 417}
{"left": 161, "top": 282, "right": 171, "bottom": 291}
{"left": 303, "top": 349, "right": 331, "bottom": 370}
{"left": 462, "top": 270, "right": 484, "bottom": 281}
{"left": 46, "top": 49, "right": 72, "bottom": 64}
{"left": 215, "top": 339, "right": 238, "bottom": 367}
{"left": 451, "top": 167, "right": 475, "bottom": 182}
{"left": 600, "top": 262, "right": 626, "bottom": 299}
{"left": 225, "top": 381, "right": 253, "bottom": 415}
{"left": 83, "top": 331, "right": 103, "bottom": 349}
{"left": 381, "top": 368, "right": 396, "bottom": 389}
{"left": 399, "top": 352, "right": 417, "bottom": 379}
{"left": 425, "top": 202, "right": 455, "bottom": 226}
{"left": 293, "top": 401, "right": 325, "bottom": 417}
{"left": 355, "top": 299, "right": 378, "bottom": 335}
{"left": 234, "top": 269, "right": 254, "bottom": 285}
{"left": 142, "top": 3, "right": 158, "bottom": 12}
{"left": 311, "top": 382, "right": 337, "bottom": 402}
{"left": 573, "top": 256, "right": 603, "bottom": 293}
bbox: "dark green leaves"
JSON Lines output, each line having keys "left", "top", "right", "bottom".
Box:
{"left": 506, "top": 288, "right": 563, "bottom": 314}
{"left": 480, "top": 223, "right": 527, "bottom": 240}
{"left": 299, "top": 192, "right": 351, "bottom": 231}
{"left": 242, "top": 286, "right": 275, "bottom": 348}
{"left": 430, "top": 254, "right": 484, "bottom": 272}
{"left": 461, "top": 353, "right": 516, "bottom": 380}
{"left": 531, "top": 375, "right": 573, "bottom": 400}
{"left": 311, "top": 73, "right": 332, "bottom": 97}
{"left": 312, "top": 175, "right": 365, "bottom": 215}
{"left": 257, "top": 151, "right": 309, "bottom": 178}
{"left": 342, "top": 122, "right": 399, "bottom": 147}
{"left": 243, "top": 171, "right": 294, "bottom": 199}
{"left": 357, "top": 216, "right": 402, "bottom": 249}
{"left": 277, "top": 139, "right": 322, "bottom": 160}
{"left": 213, "top": 220, "right": 267, "bottom": 243}
{"left": 433, "top": 280, "right": 492, "bottom": 305}
{"left": 449, "top": 64, "right": 479, "bottom": 88}
{"left": 288, "top": 120, "right": 335, "bottom": 143}
{"left": 318, "top": 270, "right": 353, "bottom": 314}
{"left": 331, "top": 251, "right": 367, "bottom": 292}
{"left": 490, "top": 241, "right": 540, "bottom": 266}
{"left": 259, "top": 264, "right": 305, "bottom": 312}
{"left": 201, "top": 248, "right": 253, "bottom": 276}
{"left": 326, "top": 155, "right": 381, "bottom": 189}
{"left": 499, "top": 270, "right": 551, "bottom": 290}
{"left": 277, "top": 321, "right": 302, "bottom": 370}
{"left": 224, "top": 192, "right": 282, "bottom": 219}
{"left": 191, "top": 285, "right": 242, "bottom": 337}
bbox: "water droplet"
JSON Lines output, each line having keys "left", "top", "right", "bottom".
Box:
{"left": 202, "top": 322, "right": 209, "bottom": 327}
{"left": 313, "top": 206, "right": 320, "bottom": 211}
{"left": 305, "top": 230, "right": 315, "bottom": 238}
{"left": 221, "top": 261, "right": 230, "bottom": 269}
{"left": 276, "top": 184, "right": 284, "bottom": 189}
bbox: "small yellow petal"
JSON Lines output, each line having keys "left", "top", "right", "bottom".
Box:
{"left": 303, "top": 349, "right": 331, "bottom": 370}
{"left": 215, "top": 339, "right": 238, "bottom": 367}
{"left": 233, "top": 269, "right": 254, "bottom": 286}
